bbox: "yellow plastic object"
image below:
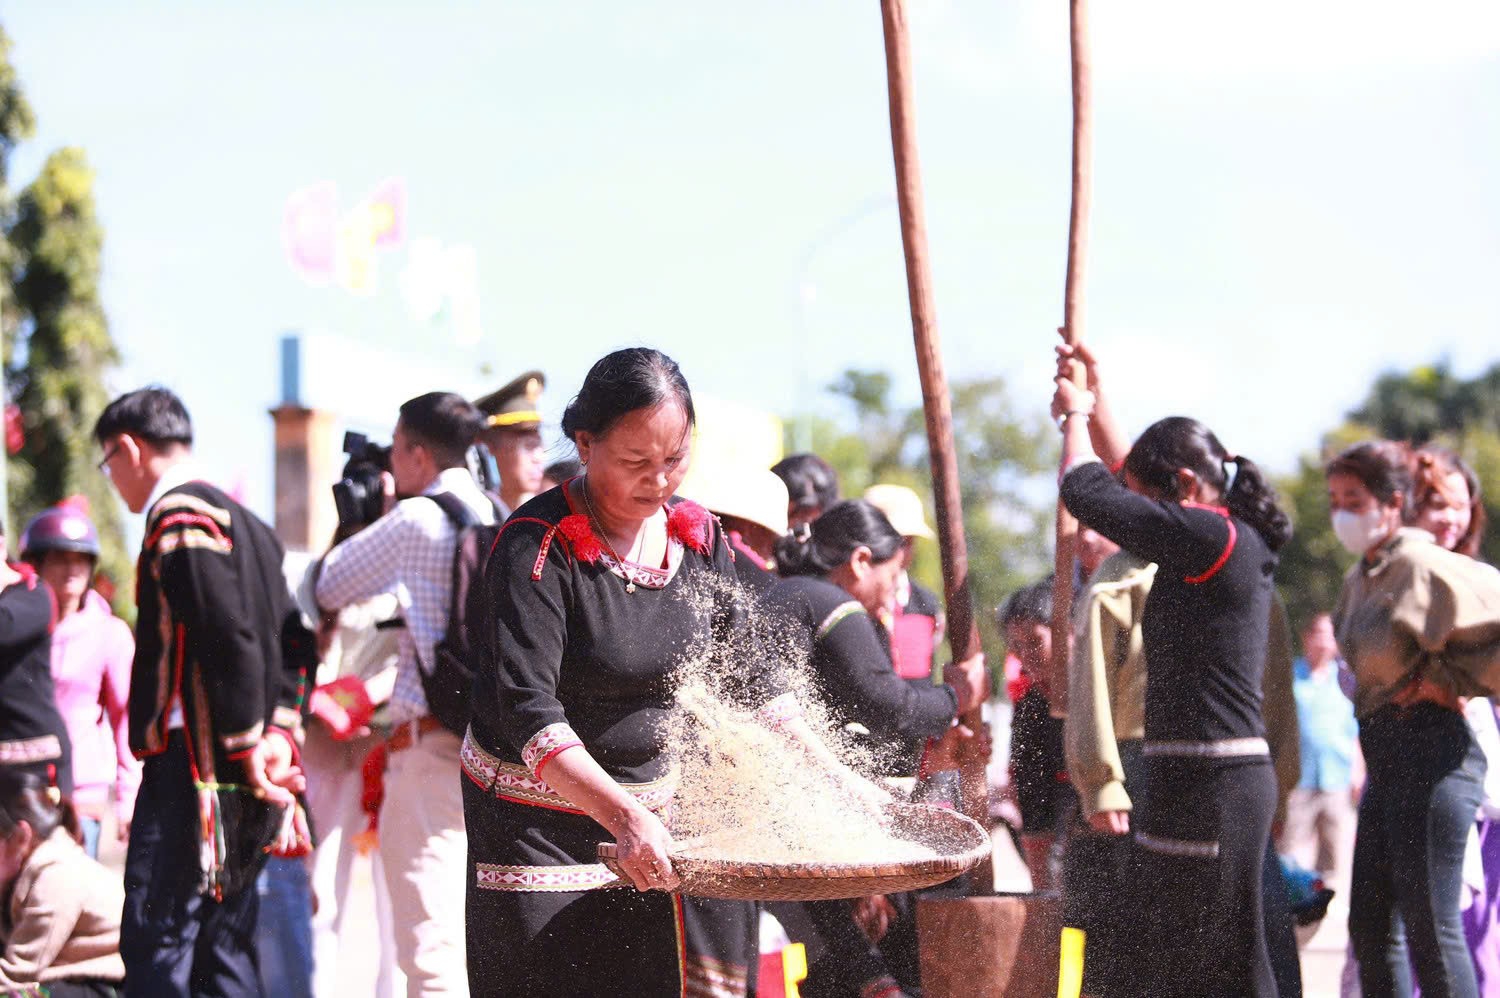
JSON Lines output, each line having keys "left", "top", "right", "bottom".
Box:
{"left": 784, "top": 941, "right": 808, "bottom": 998}
{"left": 1058, "top": 926, "right": 1085, "bottom": 998}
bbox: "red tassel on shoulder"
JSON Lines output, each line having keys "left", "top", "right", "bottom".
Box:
{"left": 556, "top": 514, "right": 604, "bottom": 563}
{"left": 667, "top": 501, "right": 713, "bottom": 555}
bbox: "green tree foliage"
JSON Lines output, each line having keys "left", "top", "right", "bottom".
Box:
{"left": 1275, "top": 361, "right": 1500, "bottom": 635}
{"left": 0, "top": 26, "right": 127, "bottom": 596}
{"left": 788, "top": 369, "right": 1058, "bottom": 661}
{"left": 1349, "top": 362, "right": 1470, "bottom": 444}
{"left": 0, "top": 25, "right": 36, "bottom": 376}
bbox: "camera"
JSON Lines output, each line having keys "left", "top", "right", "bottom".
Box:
{"left": 332, "top": 432, "right": 392, "bottom": 530}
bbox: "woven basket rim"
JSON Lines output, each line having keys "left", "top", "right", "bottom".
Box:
{"left": 599, "top": 803, "right": 987, "bottom": 880}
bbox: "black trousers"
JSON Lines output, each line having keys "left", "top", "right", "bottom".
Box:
{"left": 1349, "top": 703, "right": 1484, "bottom": 998}
{"left": 1126, "top": 756, "right": 1278, "bottom": 998}
{"left": 121, "top": 734, "right": 261, "bottom": 998}
{"left": 1063, "top": 740, "right": 1146, "bottom": 997}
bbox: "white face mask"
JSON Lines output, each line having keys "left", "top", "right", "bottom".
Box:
{"left": 1331, "top": 508, "right": 1390, "bottom": 556}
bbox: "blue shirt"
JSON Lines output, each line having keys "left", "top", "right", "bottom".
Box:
{"left": 1292, "top": 658, "right": 1359, "bottom": 791}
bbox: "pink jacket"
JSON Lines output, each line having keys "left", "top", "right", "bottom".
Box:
{"left": 49, "top": 591, "right": 138, "bottom": 824}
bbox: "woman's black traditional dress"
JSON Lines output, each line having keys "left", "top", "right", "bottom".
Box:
{"left": 761, "top": 574, "right": 958, "bottom": 998}
{"left": 0, "top": 566, "right": 72, "bottom": 797}
{"left": 1060, "top": 460, "right": 1279, "bottom": 998}
{"left": 463, "top": 483, "right": 787, "bottom": 997}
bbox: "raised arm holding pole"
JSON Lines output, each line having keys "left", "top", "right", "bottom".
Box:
{"left": 1050, "top": 0, "right": 1095, "bottom": 720}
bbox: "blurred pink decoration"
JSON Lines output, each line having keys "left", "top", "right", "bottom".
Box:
{"left": 282, "top": 182, "right": 339, "bottom": 284}
{"left": 283, "top": 178, "right": 407, "bottom": 293}
{"left": 364, "top": 177, "right": 407, "bottom": 249}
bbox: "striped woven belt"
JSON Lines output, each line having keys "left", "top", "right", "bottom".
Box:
{"left": 1136, "top": 832, "right": 1221, "bottom": 859}
{"left": 0, "top": 734, "right": 62, "bottom": 764}
{"left": 460, "top": 728, "right": 676, "bottom": 816}
{"left": 1142, "top": 737, "right": 1269, "bottom": 759}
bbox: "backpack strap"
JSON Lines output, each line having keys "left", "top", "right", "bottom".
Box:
{"left": 427, "top": 491, "right": 481, "bottom": 531}
{"left": 422, "top": 493, "right": 483, "bottom": 667}
{"left": 482, "top": 491, "right": 512, "bottom": 524}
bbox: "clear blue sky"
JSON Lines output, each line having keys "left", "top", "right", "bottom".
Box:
{"left": 6, "top": 2, "right": 1498, "bottom": 522}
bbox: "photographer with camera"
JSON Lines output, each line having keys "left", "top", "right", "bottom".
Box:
{"left": 314, "top": 391, "right": 496, "bottom": 996}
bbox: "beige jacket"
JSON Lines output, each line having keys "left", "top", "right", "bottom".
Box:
{"left": 1066, "top": 551, "right": 1301, "bottom": 822}
{"left": 1065, "top": 551, "right": 1154, "bottom": 816}
{"left": 1335, "top": 527, "right": 1500, "bottom": 719}
{"left": 0, "top": 827, "right": 124, "bottom": 988}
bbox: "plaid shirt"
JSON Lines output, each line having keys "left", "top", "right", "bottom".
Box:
{"left": 315, "top": 468, "right": 496, "bottom": 724}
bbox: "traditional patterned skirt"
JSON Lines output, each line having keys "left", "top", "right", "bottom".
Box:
{"left": 462, "top": 730, "right": 759, "bottom": 997}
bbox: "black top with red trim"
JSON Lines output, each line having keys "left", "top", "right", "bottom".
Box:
{"left": 762, "top": 574, "right": 957, "bottom": 773}
{"left": 1060, "top": 461, "right": 1276, "bottom": 744}
{"left": 471, "top": 484, "right": 778, "bottom": 786}
{"left": 132, "top": 482, "right": 307, "bottom": 776}
{"left": 0, "top": 570, "right": 72, "bottom": 795}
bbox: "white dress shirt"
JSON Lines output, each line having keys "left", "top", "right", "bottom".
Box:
{"left": 314, "top": 467, "right": 495, "bottom": 724}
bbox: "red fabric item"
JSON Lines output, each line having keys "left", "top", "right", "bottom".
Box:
{"left": 1006, "top": 670, "right": 1033, "bottom": 704}
{"left": 890, "top": 610, "right": 937, "bottom": 680}
{"left": 4, "top": 404, "right": 22, "bottom": 456}
{"left": 556, "top": 501, "right": 714, "bottom": 563}
{"left": 556, "top": 514, "right": 604, "bottom": 563}
{"left": 361, "top": 743, "right": 387, "bottom": 831}
{"left": 666, "top": 500, "right": 713, "bottom": 554}
{"left": 308, "top": 675, "right": 376, "bottom": 741}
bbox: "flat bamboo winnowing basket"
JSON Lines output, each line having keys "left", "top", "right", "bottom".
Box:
{"left": 598, "top": 803, "right": 988, "bottom": 901}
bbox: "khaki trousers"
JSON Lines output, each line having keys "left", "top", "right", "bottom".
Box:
{"left": 304, "top": 727, "right": 405, "bottom": 998}
{"left": 1280, "top": 785, "right": 1356, "bottom": 896}
{"left": 380, "top": 727, "right": 469, "bottom": 996}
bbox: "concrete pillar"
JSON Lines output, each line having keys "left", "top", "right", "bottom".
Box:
{"left": 270, "top": 404, "right": 340, "bottom": 554}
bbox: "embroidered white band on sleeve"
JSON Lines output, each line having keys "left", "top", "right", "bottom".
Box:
{"left": 520, "top": 722, "right": 582, "bottom": 778}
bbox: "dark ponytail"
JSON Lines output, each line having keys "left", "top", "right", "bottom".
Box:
{"left": 775, "top": 500, "right": 905, "bottom": 578}
{"left": 1124, "top": 416, "right": 1292, "bottom": 552}
{"left": 1222, "top": 455, "right": 1292, "bottom": 552}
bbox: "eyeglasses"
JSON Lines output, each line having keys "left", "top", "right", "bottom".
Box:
{"left": 96, "top": 444, "right": 119, "bottom": 476}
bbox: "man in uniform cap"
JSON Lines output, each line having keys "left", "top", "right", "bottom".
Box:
{"left": 474, "top": 370, "right": 546, "bottom": 515}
